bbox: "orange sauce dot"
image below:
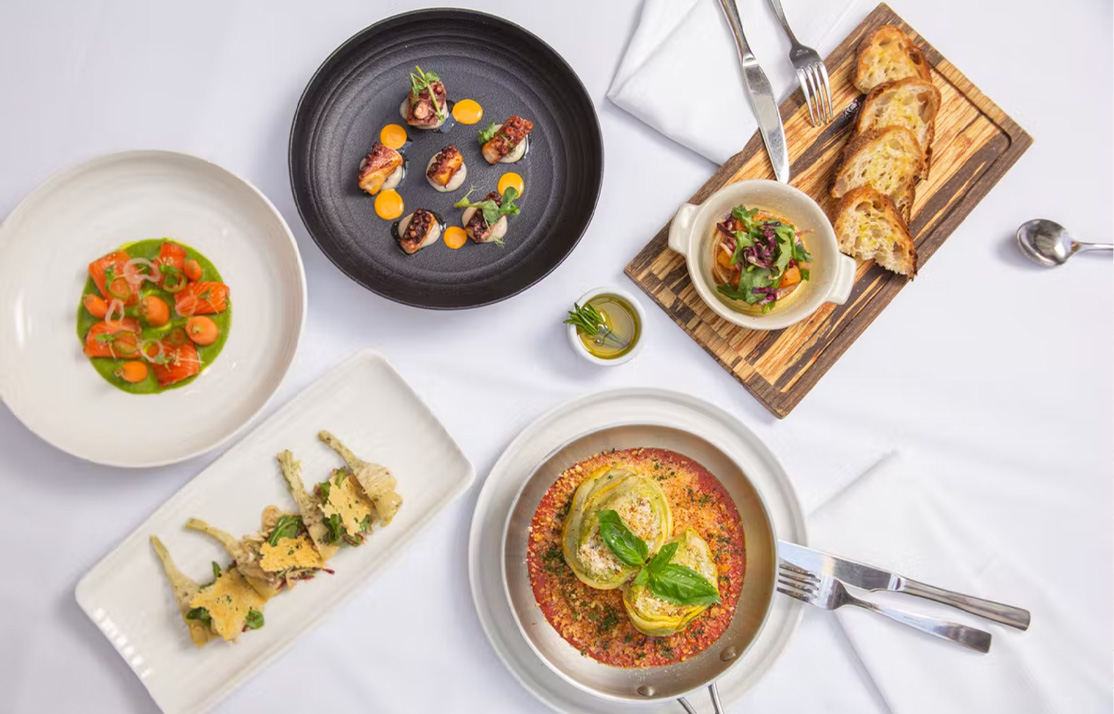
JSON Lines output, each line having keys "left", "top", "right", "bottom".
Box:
{"left": 379, "top": 124, "right": 408, "bottom": 150}
{"left": 443, "top": 226, "right": 468, "bottom": 249}
{"left": 374, "top": 190, "right": 404, "bottom": 220}
{"left": 452, "top": 99, "right": 484, "bottom": 125}
{"left": 497, "top": 172, "right": 525, "bottom": 198}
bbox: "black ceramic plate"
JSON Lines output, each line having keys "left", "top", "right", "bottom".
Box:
{"left": 289, "top": 9, "right": 603, "bottom": 309}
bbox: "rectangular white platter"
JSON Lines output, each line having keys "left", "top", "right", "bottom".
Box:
{"left": 75, "top": 349, "right": 476, "bottom": 714}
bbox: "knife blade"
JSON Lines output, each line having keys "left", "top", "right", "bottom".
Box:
{"left": 717, "top": 0, "right": 791, "bottom": 183}
{"left": 778, "top": 541, "right": 1031, "bottom": 631}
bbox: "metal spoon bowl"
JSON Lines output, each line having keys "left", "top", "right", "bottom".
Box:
{"left": 1016, "top": 219, "right": 1113, "bottom": 266}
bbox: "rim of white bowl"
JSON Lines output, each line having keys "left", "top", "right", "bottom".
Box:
{"left": 0, "top": 149, "right": 307, "bottom": 468}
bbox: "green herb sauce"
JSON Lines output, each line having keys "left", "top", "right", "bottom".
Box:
{"left": 75, "top": 238, "right": 231, "bottom": 394}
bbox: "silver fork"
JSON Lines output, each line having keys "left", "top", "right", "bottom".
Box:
{"left": 766, "top": 0, "right": 833, "bottom": 126}
{"left": 777, "top": 562, "right": 992, "bottom": 653}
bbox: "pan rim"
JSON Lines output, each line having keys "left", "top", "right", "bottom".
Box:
{"left": 287, "top": 7, "right": 604, "bottom": 310}
{"left": 500, "top": 421, "right": 780, "bottom": 704}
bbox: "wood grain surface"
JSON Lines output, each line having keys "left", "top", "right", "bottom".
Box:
{"left": 625, "top": 2, "right": 1031, "bottom": 418}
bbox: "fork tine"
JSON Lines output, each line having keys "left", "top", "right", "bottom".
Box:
{"left": 816, "top": 62, "right": 834, "bottom": 123}
{"left": 803, "top": 68, "right": 825, "bottom": 127}
{"left": 778, "top": 561, "right": 820, "bottom": 581}
{"left": 776, "top": 585, "right": 813, "bottom": 603}
{"left": 795, "top": 68, "right": 819, "bottom": 127}
{"left": 777, "top": 578, "right": 817, "bottom": 599}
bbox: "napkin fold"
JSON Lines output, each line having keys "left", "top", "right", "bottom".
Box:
{"left": 608, "top": 0, "right": 861, "bottom": 164}
{"left": 807, "top": 453, "right": 1055, "bottom": 714}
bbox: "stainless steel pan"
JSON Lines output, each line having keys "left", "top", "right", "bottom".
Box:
{"left": 502, "top": 424, "right": 778, "bottom": 713}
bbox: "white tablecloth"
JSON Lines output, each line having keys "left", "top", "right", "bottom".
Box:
{"left": 1, "top": 1, "right": 1110, "bottom": 713}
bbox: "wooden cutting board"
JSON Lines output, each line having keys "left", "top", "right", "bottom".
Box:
{"left": 625, "top": 2, "right": 1031, "bottom": 418}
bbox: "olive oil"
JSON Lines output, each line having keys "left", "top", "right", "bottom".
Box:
{"left": 576, "top": 294, "right": 640, "bottom": 360}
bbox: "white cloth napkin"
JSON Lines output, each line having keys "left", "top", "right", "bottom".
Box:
{"left": 807, "top": 452, "right": 1056, "bottom": 714}
{"left": 608, "top": 0, "right": 862, "bottom": 164}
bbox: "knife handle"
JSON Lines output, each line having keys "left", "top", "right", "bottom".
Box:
{"left": 898, "top": 578, "right": 1031, "bottom": 631}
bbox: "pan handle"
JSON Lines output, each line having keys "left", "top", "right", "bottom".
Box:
{"left": 676, "top": 682, "right": 725, "bottom": 714}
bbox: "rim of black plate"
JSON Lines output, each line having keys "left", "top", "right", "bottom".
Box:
{"left": 287, "top": 7, "right": 604, "bottom": 310}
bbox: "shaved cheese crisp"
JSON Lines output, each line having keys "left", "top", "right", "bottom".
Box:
{"left": 259, "top": 534, "right": 325, "bottom": 572}
{"left": 188, "top": 568, "right": 266, "bottom": 642}
{"left": 321, "top": 470, "right": 375, "bottom": 537}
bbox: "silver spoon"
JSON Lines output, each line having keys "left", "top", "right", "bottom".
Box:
{"left": 1016, "top": 219, "right": 1113, "bottom": 266}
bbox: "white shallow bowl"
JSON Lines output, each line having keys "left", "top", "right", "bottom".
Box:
{"left": 667, "top": 180, "right": 856, "bottom": 331}
{"left": 566, "top": 286, "right": 647, "bottom": 366}
{"left": 468, "top": 388, "right": 806, "bottom": 714}
{"left": 76, "top": 350, "right": 476, "bottom": 714}
{"left": 0, "top": 150, "right": 306, "bottom": 467}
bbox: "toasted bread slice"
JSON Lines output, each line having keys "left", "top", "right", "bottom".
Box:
{"left": 857, "top": 78, "right": 940, "bottom": 177}
{"left": 834, "top": 187, "right": 917, "bottom": 277}
{"left": 831, "top": 126, "right": 924, "bottom": 220}
{"left": 854, "top": 26, "right": 931, "bottom": 94}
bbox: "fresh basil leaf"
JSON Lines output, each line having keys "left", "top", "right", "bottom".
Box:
{"left": 632, "top": 567, "right": 650, "bottom": 588}
{"left": 244, "top": 609, "right": 264, "bottom": 630}
{"left": 186, "top": 607, "right": 211, "bottom": 626}
{"left": 597, "top": 509, "right": 649, "bottom": 567}
{"left": 477, "top": 121, "right": 499, "bottom": 144}
{"left": 646, "top": 564, "right": 722, "bottom": 606}
{"left": 211, "top": 561, "right": 222, "bottom": 580}
{"left": 645, "top": 541, "right": 679, "bottom": 573}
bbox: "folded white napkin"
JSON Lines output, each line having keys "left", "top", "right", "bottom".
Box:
{"left": 807, "top": 453, "right": 1054, "bottom": 714}
{"left": 608, "top": 0, "right": 862, "bottom": 164}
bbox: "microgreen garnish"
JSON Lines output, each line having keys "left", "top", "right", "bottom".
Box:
{"left": 477, "top": 121, "right": 499, "bottom": 143}
{"left": 409, "top": 66, "right": 445, "bottom": 120}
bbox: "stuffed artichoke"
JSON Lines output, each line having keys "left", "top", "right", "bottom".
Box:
{"left": 562, "top": 467, "right": 673, "bottom": 589}
{"left": 622, "top": 529, "right": 720, "bottom": 637}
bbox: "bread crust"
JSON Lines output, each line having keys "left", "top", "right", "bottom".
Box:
{"left": 834, "top": 186, "right": 918, "bottom": 276}
{"left": 830, "top": 126, "right": 925, "bottom": 220}
{"left": 856, "top": 77, "right": 941, "bottom": 177}
{"left": 853, "top": 26, "right": 931, "bottom": 94}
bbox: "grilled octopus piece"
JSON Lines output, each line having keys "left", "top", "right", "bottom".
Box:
{"left": 481, "top": 115, "right": 534, "bottom": 164}
{"left": 357, "top": 142, "right": 403, "bottom": 195}
{"left": 426, "top": 145, "right": 464, "bottom": 186}
{"left": 407, "top": 82, "right": 448, "bottom": 128}
{"left": 398, "top": 209, "right": 440, "bottom": 255}
{"left": 465, "top": 192, "right": 504, "bottom": 243}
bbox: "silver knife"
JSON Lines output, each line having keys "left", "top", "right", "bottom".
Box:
{"left": 779, "top": 541, "right": 1031, "bottom": 631}
{"left": 717, "top": 0, "right": 791, "bottom": 183}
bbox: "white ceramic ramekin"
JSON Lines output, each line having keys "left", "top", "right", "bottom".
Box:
{"left": 566, "top": 286, "right": 646, "bottom": 366}
{"left": 667, "top": 180, "right": 856, "bottom": 331}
